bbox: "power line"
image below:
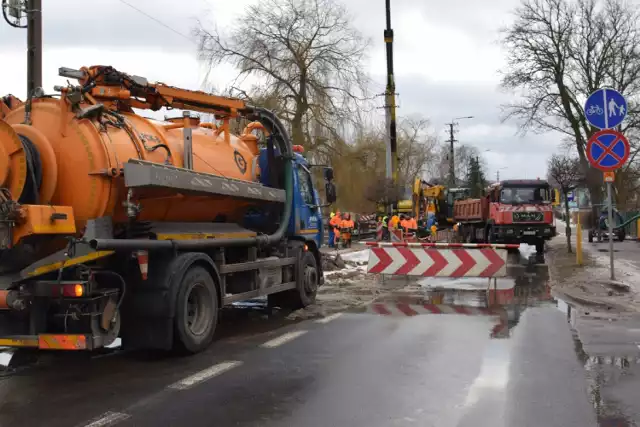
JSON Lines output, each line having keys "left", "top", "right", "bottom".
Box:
{"left": 116, "top": 0, "right": 194, "bottom": 44}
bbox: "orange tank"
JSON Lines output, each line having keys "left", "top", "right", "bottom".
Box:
{"left": 0, "top": 96, "right": 263, "bottom": 231}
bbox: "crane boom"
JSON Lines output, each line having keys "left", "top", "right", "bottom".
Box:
{"left": 59, "top": 66, "right": 251, "bottom": 117}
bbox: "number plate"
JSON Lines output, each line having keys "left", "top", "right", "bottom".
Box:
{"left": 523, "top": 230, "right": 536, "bottom": 236}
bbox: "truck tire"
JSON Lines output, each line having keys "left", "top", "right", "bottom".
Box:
{"left": 173, "top": 265, "right": 218, "bottom": 354}
{"left": 535, "top": 240, "right": 545, "bottom": 254}
{"left": 269, "top": 251, "right": 319, "bottom": 310}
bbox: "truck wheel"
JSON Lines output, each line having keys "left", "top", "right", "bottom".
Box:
{"left": 173, "top": 265, "right": 218, "bottom": 354}
{"left": 269, "top": 251, "right": 319, "bottom": 310}
{"left": 617, "top": 229, "right": 625, "bottom": 241}
{"left": 535, "top": 240, "right": 545, "bottom": 254}
{"left": 588, "top": 230, "right": 593, "bottom": 243}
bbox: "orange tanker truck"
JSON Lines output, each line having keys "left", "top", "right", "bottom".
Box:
{"left": 0, "top": 65, "right": 335, "bottom": 354}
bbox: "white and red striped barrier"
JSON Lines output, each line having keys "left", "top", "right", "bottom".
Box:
{"left": 368, "top": 302, "right": 496, "bottom": 316}
{"left": 367, "top": 302, "right": 509, "bottom": 337}
{"left": 376, "top": 222, "right": 383, "bottom": 241}
{"left": 390, "top": 229, "right": 403, "bottom": 242}
{"left": 365, "top": 242, "right": 519, "bottom": 277}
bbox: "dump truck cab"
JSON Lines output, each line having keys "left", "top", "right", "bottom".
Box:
{"left": 487, "top": 179, "right": 556, "bottom": 250}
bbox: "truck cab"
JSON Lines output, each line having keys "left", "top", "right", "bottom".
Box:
{"left": 252, "top": 145, "right": 334, "bottom": 249}
{"left": 487, "top": 179, "right": 556, "bottom": 251}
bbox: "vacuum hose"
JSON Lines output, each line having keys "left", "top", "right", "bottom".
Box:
{"left": 90, "top": 107, "right": 294, "bottom": 251}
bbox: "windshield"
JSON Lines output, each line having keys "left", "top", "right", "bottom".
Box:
{"left": 500, "top": 186, "right": 551, "bottom": 204}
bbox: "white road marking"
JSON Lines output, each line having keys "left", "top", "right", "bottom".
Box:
{"left": 315, "top": 313, "right": 343, "bottom": 324}
{"left": 83, "top": 411, "right": 130, "bottom": 427}
{"left": 260, "top": 330, "right": 307, "bottom": 348}
{"left": 168, "top": 361, "right": 243, "bottom": 390}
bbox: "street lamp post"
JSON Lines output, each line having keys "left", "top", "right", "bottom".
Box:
{"left": 446, "top": 116, "right": 474, "bottom": 187}
{"left": 496, "top": 167, "right": 508, "bottom": 183}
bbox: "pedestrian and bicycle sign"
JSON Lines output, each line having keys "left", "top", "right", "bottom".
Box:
{"left": 586, "top": 129, "right": 630, "bottom": 172}
{"left": 583, "top": 87, "right": 629, "bottom": 282}
{"left": 584, "top": 88, "right": 627, "bottom": 129}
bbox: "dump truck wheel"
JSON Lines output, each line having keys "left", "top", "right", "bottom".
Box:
{"left": 269, "top": 251, "right": 318, "bottom": 310}
{"left": 173, "top": 265, "right": 218, "bottom": 354}
{"left": 535, "top": 240, "right": 545, "bottom": 254}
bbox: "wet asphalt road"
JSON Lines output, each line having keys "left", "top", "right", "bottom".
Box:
{"left": 0, "top": 246, "right": 637, "bottom": 427}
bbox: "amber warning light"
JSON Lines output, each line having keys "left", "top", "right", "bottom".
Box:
{"left": 61, "top": 284, "right": 85, "bottom": 297}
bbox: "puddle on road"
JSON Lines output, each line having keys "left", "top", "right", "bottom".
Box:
{"left": 556, "top": 295, "right": 640, "bottom": 426}
{"left": 358, "top": 246, "right": 554, "bottom": 340}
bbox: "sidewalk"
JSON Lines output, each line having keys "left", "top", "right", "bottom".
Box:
{"left": 548, "top": 222, "right": 640, "bottom": 312}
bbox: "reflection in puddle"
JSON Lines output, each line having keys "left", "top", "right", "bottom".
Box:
{"left": 463, "top": 339, "right": 511, "bottom": 407}
{"left": 556, "top": 296, "right": 640, "bottom": 426}
{"left": 366, "top": 255, "right": 554, "bottom": 342}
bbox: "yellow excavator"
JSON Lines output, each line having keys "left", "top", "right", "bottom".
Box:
{"left": 397, "top": 178, "right": 470, "bottom": 225}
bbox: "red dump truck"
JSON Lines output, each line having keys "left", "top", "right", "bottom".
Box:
{"left": 453, "top": 179, "right": 557, "bottom": 253}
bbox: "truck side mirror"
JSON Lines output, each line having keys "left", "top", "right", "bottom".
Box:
{"left": 323, "top": 167, "right": 334, "bottom": 182}
{"left": 325, "top": 182, "right": 337, "bottom": 204}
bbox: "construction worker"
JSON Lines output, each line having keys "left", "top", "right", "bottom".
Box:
{"left": 339, "top": 212, "right": 355, "bottom": 248}
{"left": 382, "top": 214, "right": 389, "bottom": 240}
{"left": 328, "top": 212, "right": 336, "bottom": 247}
{"left": 330, "top": 211, "right": 342, "bottom": 247}
{"left": 390, "top": 213, "right": 400, "bottom": 230}
{"left": 404, "top": 215, "right": 418, "bottom": 232}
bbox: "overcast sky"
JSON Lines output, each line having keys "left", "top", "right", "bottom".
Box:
{"left": 0, "top": 0, "right": 562, "bottom": 180}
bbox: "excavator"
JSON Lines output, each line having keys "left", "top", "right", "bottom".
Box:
{"left": 408, "top": 178, "right": 470, "bottom": 226}
{"left": 374, "top": 178, "right": 469, "bottom": 232}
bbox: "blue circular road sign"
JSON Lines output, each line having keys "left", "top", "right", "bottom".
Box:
{"left": 586, "top": 129, "right": 630, "bottom": 172}
{"left": 584, "top": 88, "right": 627, "bottom": 129}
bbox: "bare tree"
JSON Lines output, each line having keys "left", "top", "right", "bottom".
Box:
{"left": 364, "top": 177, "right": 406, "bottom": 208}
{"left": 548, "top": 154, "right": 584, "bottom": 252}
{"left": 431, "top": 143, "right": 483, "bottom": 186}
{"left": 396, "top": 116, "right": 439, "bottom": 188}
{"left": 500, "top": 0, "right": 640, "bottom": 226}
{"left": 194, "top": 0, "right": 370, "bottom": 153}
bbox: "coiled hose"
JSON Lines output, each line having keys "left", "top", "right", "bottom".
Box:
{"left": 17, "top": 135, "right": 42, "bottom": 205}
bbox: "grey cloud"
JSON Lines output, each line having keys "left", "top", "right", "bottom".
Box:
{"left": 380, "top": 73, "right": 561, "bottom": 177}
{"left": 0, "top": 0, "right": 206, "bottom": 51}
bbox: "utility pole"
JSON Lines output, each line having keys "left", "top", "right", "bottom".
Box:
{"left": 2, "top": 0, "right": 42, "bottom": 123}
{"left": 445, "top": 116, "right": 473, "bottom": 188}
{"left": 383, "top": 0, "right": 398, "bottom": 213}
{"left": 447, "top": 122, "right": 456, "bottom": 187}
{"left": 26, "top": 0, "right": 42, "bottom": 99}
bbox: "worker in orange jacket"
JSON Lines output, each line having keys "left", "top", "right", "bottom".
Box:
{"left": 329, "top": 211, "right": 342, "bottom": 246}
{"left": 339, "top": 213, "right": 355, "bottom": 248}
{"left": 401, "top": 215, "right": 418, "bottom": 232}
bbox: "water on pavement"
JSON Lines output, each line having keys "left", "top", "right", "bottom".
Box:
{"left": 0, "top": 245, "right": 637, "bottom": 427}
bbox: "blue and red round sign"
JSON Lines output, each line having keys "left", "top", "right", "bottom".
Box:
{"left": 586, "top": 129, "right": 630, "bottom": 172}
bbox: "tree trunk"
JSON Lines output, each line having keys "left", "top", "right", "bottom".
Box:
{"left": 564, "top": 194, "right": 572, "bottom": 253}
